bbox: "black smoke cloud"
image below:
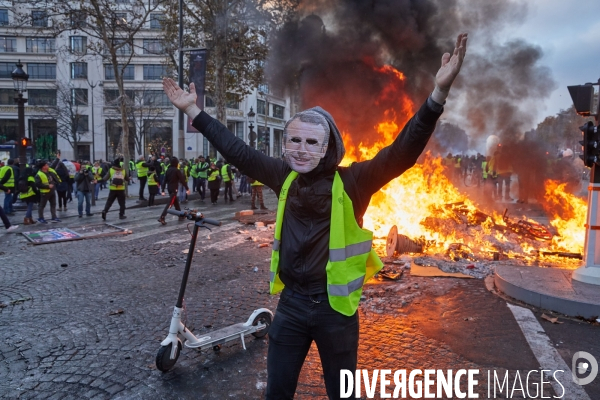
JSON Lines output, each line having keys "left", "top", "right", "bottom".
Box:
{"left": 266, "top": 0, "right": 556, "bottom": 157}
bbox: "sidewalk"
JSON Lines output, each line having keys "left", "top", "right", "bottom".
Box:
{"left": 494, "top": 265, "right": 600, "bottom": 319}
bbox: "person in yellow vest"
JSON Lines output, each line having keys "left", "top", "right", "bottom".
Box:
{"left": 163, "top": 32, "right": 467, "bottom": 398}
{"left": 135, "top": 155, "right": 151, "bottom": 201}
{"left": 34, "top": 160, "right": 61, "bottom": 223}
{"left": 100, "top": 159, "right": 129, "bottom": 221}
{"left": 0, "top": 158, "right": 16, "bottom": 214}
{"left": 206, "top": 162, "right": 221, "bottom": 205}
{"left": 146, "top": 166, "right": 160, "bottom": 207}
{"left": 221, "top": 160, "right": 235, "bottom": 202}
{"left": 250, "top": 179, "right": 267, "bottom": 210}
{"left": 495, "top": 146, "right": 513, "bottom": 202}
{"left": 18, "top": 167, "right": 39, "bottom": 225}
{"left": 196, "top": 155, "right": 209, "bottom": 201}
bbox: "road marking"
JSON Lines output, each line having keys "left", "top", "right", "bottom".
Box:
{"left": 507, "top": 303, "right": 591, "bottom": 400}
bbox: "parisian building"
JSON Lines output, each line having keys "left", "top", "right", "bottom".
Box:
{"left": 0, "top": 2, "right": 291, "bottom": 164}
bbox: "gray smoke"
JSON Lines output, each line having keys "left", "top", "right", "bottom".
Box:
{"left": 266, "top": 0, "right": 556, "bottom": 154}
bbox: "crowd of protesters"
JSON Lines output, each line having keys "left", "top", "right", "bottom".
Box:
{"left": 442, "top": 146, "right": 585, "bottom": 204}
{"left": 0, "top": 153, "right": 268, "bottom": 232}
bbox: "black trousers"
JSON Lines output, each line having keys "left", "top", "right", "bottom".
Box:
{"left": 266, "top": 288, "right": 359, "bottom": 400}
{"left": 103, "top": 190, "right": 126, "bottom": 216}
{"left": 197, "top": 178, "right": 207, "bottom": 200}
{"left": 138, "top": 176, "right": 147, "bottom": 199}
{"left": 160, "top": 191, "right": 180, "bottom": 219}
{"left": 38, "top": 192, "right": 57, "bottom": 220}
{"left": 208, "top": 181, "right": 220, "bottom": 203}
{"left": 223, "top": 180, "right": 233, "bottom": 200}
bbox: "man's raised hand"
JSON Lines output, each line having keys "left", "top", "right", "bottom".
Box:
{"left": 432, "top": 33, "right": 468, "bottom": 103}
{"left": 162, "top": 78, "right": 202, "bottom": 120}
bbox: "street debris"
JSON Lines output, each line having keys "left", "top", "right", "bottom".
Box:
{"left": 446, "top": 243, "right": 477, "bottom": 262}
{"left": 258, "top": 243, "right": 269, "bottom": 248}
{"left": 9, "top": 297, "right": 32, "bottom": 305}
{"left": 376, "top": 265, "right": 403, "bottom": 281}
{"left": 541, "top": 313, "right": 563, "bottom": 324}
{"left": 61, "top": 263, "right": 68, "bottom": 267}
{"left": 109, "top": 309, "right": 125, "bottom": 316}
{"left": 410, "top": 261, "right": 474, "bottom": 279}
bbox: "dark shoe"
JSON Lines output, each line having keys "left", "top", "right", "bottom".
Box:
{"left": 57, "top": 207, "right": 63, "bottom": 212}
{"left": 38, "top": 218, "right": 48, "bottom": 224}
{"left": 178, "top": 216, "right": 186, "bottom": 221}
{"left": 158, "top": 218, "right": 166, "bottom": 225}
{"left": 79, "top": 215, "right": 82, "bottom": 218}
{"left": 23, "top": 217, "right": 31, "bottom": 225}
{"left": 119, "top": 215, "right": 127, "bottom": 220}
{"left": 86, "top": 213, "right": 94, "bottom": 216}
{"left": 101, "top": 211, "right": 106, "bottom": 220}
{"left": 50, "top": 218, "right": 61, "bottom": 223}
{"left": 29, "top": 218, "right": 36, "bottom": 224}
{"left": 251, "top": 206, "right": 258, "bottom": 210}
{"left": 260, "top": 206, "right": 268, "bottom": 210}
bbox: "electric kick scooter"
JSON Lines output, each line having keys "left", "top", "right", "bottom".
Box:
{"left": 155, "top": 208, "right": 273, "bottom": 372}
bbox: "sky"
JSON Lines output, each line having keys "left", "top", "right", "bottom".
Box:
{"left": 499, "top": 0, "right": 600, "bottom": 126}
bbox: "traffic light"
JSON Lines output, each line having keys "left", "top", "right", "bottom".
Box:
{"left": 579, "top": 121, "right": 599, "bottom": 167}
{"left": 20, "top": 137, "right": 31, "bottom": 147}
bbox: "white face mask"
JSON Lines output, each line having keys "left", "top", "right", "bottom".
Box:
{"left": 283, "top": 119, "right": 329, "bottom": 174}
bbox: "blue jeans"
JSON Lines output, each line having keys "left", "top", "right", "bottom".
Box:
{"left": 94, "top": 182, "right": 100, "bottom": 200}
{"left": 25, "top": 201, "right": 34, "bottom": 219}
{"left": 266, "top": 288, "right": 359, "bottom": 399}
{"left": 77, "top": 191, "right": 92, "bottom": 216}
{"left": 4, "top": 191, "right": 13, "bottom": 214}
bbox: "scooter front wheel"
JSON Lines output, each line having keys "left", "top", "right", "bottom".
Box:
{"left": 251, "top": 312, "right": 272, "bottom": 338}
{"left": 156, "top": 340, "right": 182, "bottom": 372}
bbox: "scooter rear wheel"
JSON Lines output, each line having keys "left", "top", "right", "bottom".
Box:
{"left": 156, "top": 340, "right": 182, "bottom": 372}
{"left": 251, "top": 312, "right": 272, "bottom": 338}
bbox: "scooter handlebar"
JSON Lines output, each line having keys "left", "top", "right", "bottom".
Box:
{"left": 167, "top": 209, "right": 185, "bottom": 217}
{"left": 165, "top": 209, "right": 221, "bottom": 226}
{"left": 202, "top": 218, "right": 221, "bottom": 227}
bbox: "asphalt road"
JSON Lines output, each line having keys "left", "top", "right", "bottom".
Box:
{"left": 0, "top": 190, "right": 598, "bottom": 399}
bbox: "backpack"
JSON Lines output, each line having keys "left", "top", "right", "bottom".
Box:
{"left": 111, "top": 169, "right": 124, "bottom": 186}
{"left": 17, "top": 178, "right": 28, "bottom": 193}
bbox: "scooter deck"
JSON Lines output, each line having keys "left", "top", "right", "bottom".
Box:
{"left": 185, "top": 322, "right": 251, "bottom": 349}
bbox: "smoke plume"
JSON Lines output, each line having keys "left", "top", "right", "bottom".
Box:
{"left": 266, "top": 0, "right": 557, "bottom": 158}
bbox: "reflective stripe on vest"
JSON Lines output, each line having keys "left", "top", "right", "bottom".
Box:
{"left": 270, "top": 171, "right": 383, "bottom": 316}
{"left": 136, "top": 161, "right": 148, "bottom": 177}
{"left": 0, "top": 166, "right": 14, "bottom": 188}
{"left": 221, "top": 164, "right": 231, "bottom": 182}
{"left": 19, "top": 176, "right": 36, "bottom": 199}
{"left": 37, "top": 171, "right": 51, "bottom": 193}
{"left": 109, "top": 168, "right": 126, "bottom": 190}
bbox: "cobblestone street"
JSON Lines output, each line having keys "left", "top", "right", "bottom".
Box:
{"left": 1, "top": 189, "right": 599, "bottom": 399}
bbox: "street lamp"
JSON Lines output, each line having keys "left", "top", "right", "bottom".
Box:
{"left": 258, "top": 91, "right": 270, "bottom": 155}
{"left": 247, "top": 107, "right": 256, "bottom": 148}
{"left": 12, "top": 60, "right": 29, "bottom": 173}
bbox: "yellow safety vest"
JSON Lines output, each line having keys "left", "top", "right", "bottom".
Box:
{"left": 0, "top": 165, "right": 14, "bottom": 188}
{"left": 207, "top": 169, "right": 220, "bottom": 182}
{"left": 147, "top": 172, "right": 158, "bottom": 186}
{"left": 221, "top": 164, "right": 231, "bottom": 182}
{"left": 270, "top": 171, "right": 383, "bottom": 316}
{"left": 19, "top": 176, "right": 36, "bottom": 199}
{"left": 197, "top": 162, "right": 209, "bottom": 179}
{"left": 37, "top": 171, "right": 51, "bottom": 194}
{"left": 108, "top": 168, "right": 126, "bottom": 191}
{"left": 136, "top": 161, "right": 148, "bottom": 177}
{"left": 482, "top": 161, "right": 488, "bottom": 179}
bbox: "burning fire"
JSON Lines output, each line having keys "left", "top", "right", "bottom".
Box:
{"left": 338, "top": 64, "right": 586, "bottom": 264}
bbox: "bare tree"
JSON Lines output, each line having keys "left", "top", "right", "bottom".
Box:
{"left": 35, "top": 82, "right": 89, "bottom": 160}
{"left": 104, "top": 86, "right": 169, "bottom": 157}
{"left": 17, "top": 0, "right": 166, "bottom": 178}
{"left": 160, "top": 0, "right": 298, "bottom": 124}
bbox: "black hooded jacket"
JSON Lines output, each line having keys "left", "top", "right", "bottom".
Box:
{"left": 192, "top": 97, "right": 443, "bottom": 295}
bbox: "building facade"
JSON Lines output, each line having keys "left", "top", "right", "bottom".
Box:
{"left": 0, "top": 2, "right": 292, "bottom": 164}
